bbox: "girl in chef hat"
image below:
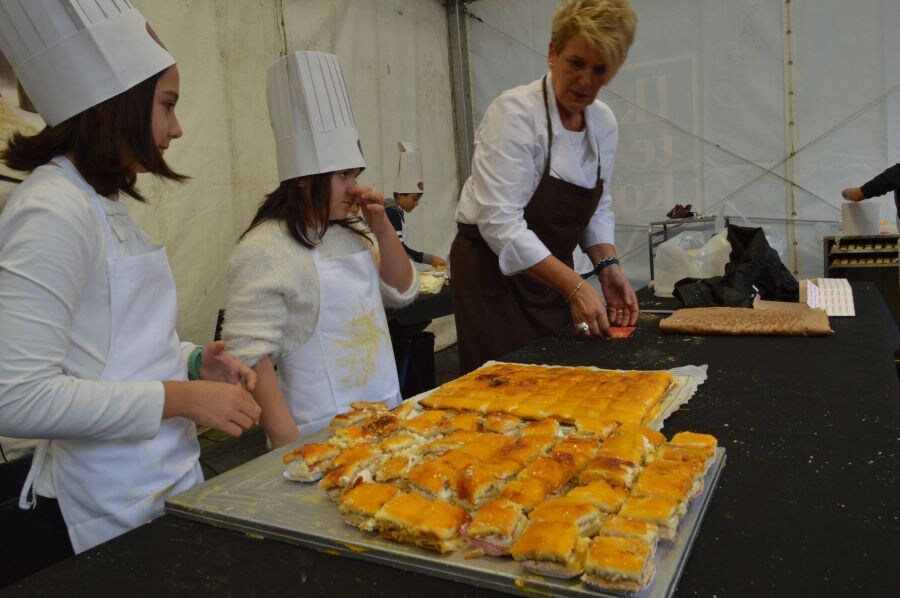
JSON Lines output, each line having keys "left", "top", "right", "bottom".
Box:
{"left": 0, "top": 1, "right": 260, "bottom": 581}
{"left": 222, "top": 51, "right": 417, "bottom": 448}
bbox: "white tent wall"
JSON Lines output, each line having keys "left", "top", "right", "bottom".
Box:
{"left": 466, "top": 0, "right": 900, "bottom": 288}
{"left": 2, "top": 0, "right": 460, "bottom": 347}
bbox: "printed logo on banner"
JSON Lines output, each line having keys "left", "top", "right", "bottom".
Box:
{"left": 605, "top": 53, "right": 702, "bottom": 218}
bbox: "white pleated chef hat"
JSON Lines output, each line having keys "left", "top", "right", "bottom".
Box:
{"left": 266, "top": 51, "right": 365, "bottom": 182}
{"left": 0, "top": 0, "right": 175, "bottom": 127}
{"left": 394, "top": 141, "right": 423, "bottom": 194}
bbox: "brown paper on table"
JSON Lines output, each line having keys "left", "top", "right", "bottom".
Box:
{"left": 659, "top": 302, "right": 833, "bottom": 336}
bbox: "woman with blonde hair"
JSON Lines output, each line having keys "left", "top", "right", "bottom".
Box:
{"left": 451, "top": 0, "right": 639, "bottom": 373}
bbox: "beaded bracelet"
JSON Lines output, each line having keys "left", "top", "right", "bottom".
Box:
{"left": 593, "top": 256, "right": 620, "bottom": 277}
{"left": 188, "top": 347, "right": 203, "bottom": 381}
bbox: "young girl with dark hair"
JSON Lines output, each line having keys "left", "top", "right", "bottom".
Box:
{"left": 0, "top": 2, "right": 260, "bottom": 582}
{"left": 223, "top": 51, "right": 416, "bottom": 448}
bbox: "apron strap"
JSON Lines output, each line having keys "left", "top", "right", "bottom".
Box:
{"left": 540, "top": 76, "right": 553, "bottom": 179}
{"left": 18, "top": 440, "right": 50, "bottom": 509}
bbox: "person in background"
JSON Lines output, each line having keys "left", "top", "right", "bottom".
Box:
{"left": 385, "top": 142, "right": 447, "bottom": 269}
{"left": 450, "top": 0, "right": 639, "bottom": 374}
{"left": 222, "top": 52, "right": 417, "bottom": 449}
{"left": 0, "top": 1, "right": 259, "bottom": 584}
{"left": 842, "top": 163, "right": 900, "bottom": 230}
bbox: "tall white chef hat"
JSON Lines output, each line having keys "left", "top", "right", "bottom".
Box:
{"left": 0, "top": 0, "right": 175, "bottom": 127}
{"left": 266, "top": 51, "right": 365, "bottom": 182}
{"left": 394, "top": 141, "right": 423, "bottom": 194}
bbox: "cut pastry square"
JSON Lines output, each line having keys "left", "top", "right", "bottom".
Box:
{"left": 339, "top": 482, "right": 401, "bottom": 531}
{"left": 603, "top": 401, "right": 649, "bottom": 426}
{"left": 669, "top": 431, "right": 718, "bottom": 451}
{"left": 349, "top": 401, "right": 390, "bottom": 412}
{"left": 565, "top": 479, "right": 628, "bottom": 514}
{"left": 329, "top": 408, "right": 376, "bottom": 431}
{"left": 331, "top": 444, "right": 380, "bottom": 470}
{"left": 403, "top": 410, "right": 451, "bottom": 437}
{"left": 453, "top": 463, "right": 504, "bottom": 509}
{"left": 510, "top": 521, "right": 589, "bottom": 579}
{"left": 418, "top": 430, "right": 483, "bottom": 457}
{"left": 597, "top": 431, "right": 654, "bottom": 466}
{"left": 499, "top": 478, "right": 549, "bottom": 513}
{"left": 374, "top": 454, "right": 415, "bottom": 488}
{"left": 463, "top": 499, "right": 528, "bottom": 556}
{"left": 457, "top": 432, "right": 515, "bottom": 461}
{"left": 406, "top": 458, "right": 460, "bottom": 501}
{"left": 282, "top": 442, "right": 340, "bottom": 482}
{"left": 573, "top": 415, "right": 620, "bottom": 440}
{"left": 618, "top": 496, "right": 680, "bottom": 541}
{"left": 599, "top": 515, "right": 659, "bottom": 545}
{"left": 528, "top": 497, "right": 604, "bottom": 537}
{"left": 578, "top": 456, "right": 641, "bottom": 489}
{"left": 655, "top": 443, "right": 715, "bottom": 475}
{"left": 550, "top": 438, "right": 600, "bottom": 470}
{"left": 547, "top": 399, "right": 587, "bottom": 424}
{"left": 517, "top": 455, "right": 578, "bottom": 495}
{"left": 483, "top": 413, "right": 523, "bottom": 434}
{"left": 520, "top": 418, "right": 562, "bottom": 438}
{"left": 390, "top": 400, "right": 418, "bottom": 420}
{"left": 644, "top": 456, "right": 705, "bottom": 483}
{"left": 319, "top": 460, "right": 375, "bottom": 502}
{"left": 581, "top": 535, "right": 656, "bottom": 593}
{"left": 499, "top": 435, "right": 557, "bottom": 465}
{"left": 376, "top": 492, "right": 466, "bottom": 553}
{"left": 378, "top": 433, "right": 423, "bottom": 454}
{"left": 631, "top": 468, "right": 697, "bottom": 514}
{"left": 414, "top": 498, "right": 470, "bottom": 553}
{"left": 506, "top": 401, "right": 552, "bottom": 420}
{"left": 478, "top": 456, "right": 524, "bottom": 481}
{"left": 612, "top": 424, "right": 666, "bottom": 448}
{"left": 440, "top": 413, "right": 483, "bottom": 433}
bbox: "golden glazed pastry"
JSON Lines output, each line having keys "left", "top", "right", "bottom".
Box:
{"left": 581, "top": 535, "right": 656, "bottom": 592}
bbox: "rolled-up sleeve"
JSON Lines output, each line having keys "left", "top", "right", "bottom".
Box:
{"left": 581, "top": 108, "right": 619, "bottom": 249}
{"left": 380, "top": 258, "right": 418, "bottom": 308}
{"left": 0, "top": 185, "right": 163, "bottom": 440}
{"left": 467, "top": 94, "right": 551, "bottom": 276}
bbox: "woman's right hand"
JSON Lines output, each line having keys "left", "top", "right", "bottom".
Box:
{"left": 568, "top": 282, "right": 611, "bottom": 338}
{"left": 162, "top": 380, "right": 261, "bottom": 437}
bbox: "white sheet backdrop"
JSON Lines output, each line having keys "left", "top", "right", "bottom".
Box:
{"left": 0, "top": 0, "right": 458, "bottom": 347}
{"left": 467, "top": 0, "right": 900, "bottom": 287}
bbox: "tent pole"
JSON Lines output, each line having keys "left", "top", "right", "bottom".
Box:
{"left": 446, "top": 0, "right": 475, "bottom": 189}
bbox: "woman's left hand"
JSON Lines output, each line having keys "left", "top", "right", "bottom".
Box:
{"left": 599, "top": 266, "right": 639, "bottom": 326}
{"left": 199, "top": 340, "right": 257, "bottom": 391}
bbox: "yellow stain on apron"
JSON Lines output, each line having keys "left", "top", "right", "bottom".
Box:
{"left": 335, "top": 305, "right": 388, "bottom": 388}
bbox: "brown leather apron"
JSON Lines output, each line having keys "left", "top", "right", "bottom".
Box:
{"left": 451, "top": 76, "right": 604, "bottom": 374}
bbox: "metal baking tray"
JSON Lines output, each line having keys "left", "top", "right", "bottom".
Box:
{"left": 166, "top": 441, "right": 725, "bottom": 597}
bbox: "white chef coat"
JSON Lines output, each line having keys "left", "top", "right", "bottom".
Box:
{"left": 0, "top": 162, "right": 196, "bottom": 497}
{"left": 455, "top": 71, "right": 619, "bottom": 276}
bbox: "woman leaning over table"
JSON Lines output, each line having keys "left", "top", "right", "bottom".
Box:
{"left": 450, "top": 0, "right": 640, "bottom": 374}
{"left": 0, "top": 1, "right": 259, "bottom": 584}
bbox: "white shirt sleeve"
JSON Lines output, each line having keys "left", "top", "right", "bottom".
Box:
{"left": 0, "top": 178, "right": 163, "bottom": 440}
{"left": 581, "top": 104, "right": 619, "bottom": 249}
{"left": 222, "top": 222, "right": 316, "bottom": 368}
{"left": 462, "top": 91, "right": 552, "bottom": 276}
{"left": 380, "top": 258, "right": 418, "bottom": 308}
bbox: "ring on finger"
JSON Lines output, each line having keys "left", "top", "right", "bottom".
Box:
{"left": 575, "top": 321, "right": 590, "bottom": 335}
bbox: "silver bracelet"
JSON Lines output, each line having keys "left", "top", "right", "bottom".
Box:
{"left": 566, "top": 279, "right": 586, "bottom": 302}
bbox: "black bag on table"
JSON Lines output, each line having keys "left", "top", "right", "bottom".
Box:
{"left": 673, "top": 224, "right": 799, "bottom": 308}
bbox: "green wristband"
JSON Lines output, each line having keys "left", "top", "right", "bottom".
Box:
{"left": 188, "top": 347, "right": 203, "bottom": 381}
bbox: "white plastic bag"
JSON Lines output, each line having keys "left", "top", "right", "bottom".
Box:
{"left": 653, "top": 231, "right": 732, "bottom": 297}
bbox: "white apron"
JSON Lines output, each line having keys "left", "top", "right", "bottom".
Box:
{"left": 278, "top": 244, "right": 401, "bottom": 436}
{"left": 19, "top": 157, "right": 202, "bottom": 554}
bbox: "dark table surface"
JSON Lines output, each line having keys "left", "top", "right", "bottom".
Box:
{"left": 5, "top": 282, "right": 898, "bottom": 598}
